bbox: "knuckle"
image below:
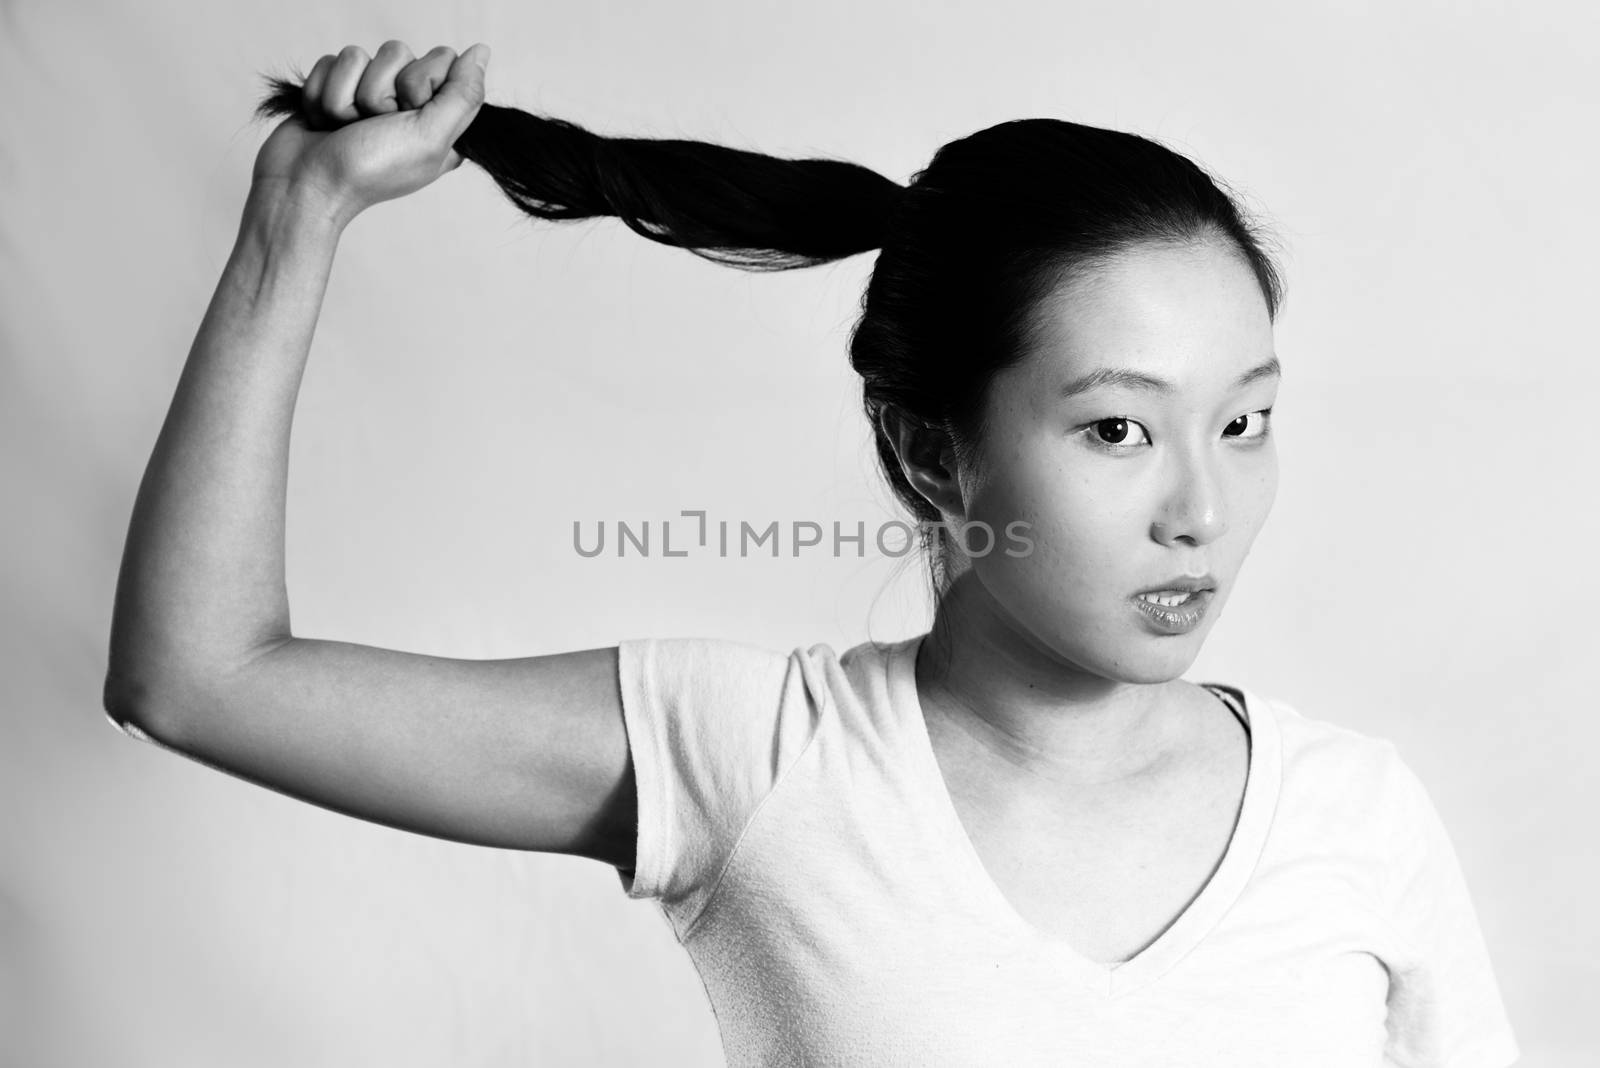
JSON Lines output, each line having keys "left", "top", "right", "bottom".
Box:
{"left": 394, "top": 78, "right": 427, "bottom": 108}
{"left": 354, "top": 87, "right": 396, "bottom": 112}
{"left": 324, "top": 99, "right": 360, "bottom": 121}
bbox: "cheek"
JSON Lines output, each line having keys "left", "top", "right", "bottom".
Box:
{"left": 1239, "top": 445, "right": 1280, "bottom": 536}
{"left": 964, "top": 441, "right": 1132, "bottom": 590}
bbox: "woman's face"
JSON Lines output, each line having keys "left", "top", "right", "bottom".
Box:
{"left": 955, "top": 238, "right": 1280, "bottom": 684}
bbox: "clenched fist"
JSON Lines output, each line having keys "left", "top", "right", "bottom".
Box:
{"left": 252, "top": 41, "right": 490, "bottom": 220}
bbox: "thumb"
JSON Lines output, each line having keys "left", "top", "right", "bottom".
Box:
{"left": 419, "top": 43, "right": 490, "bottom": 148}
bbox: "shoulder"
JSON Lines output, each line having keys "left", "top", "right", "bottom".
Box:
{"left": 1239, "top": 687, "right": 1419, "bottom": 834}
{"left": 1249, "top": 686, "right": 1401, "bottom": 772}
{"left": 616, "top": 634, "right": 882, "bottom": 720}
{"left": 619, "top": 633, "right": 873, "bottom": 669}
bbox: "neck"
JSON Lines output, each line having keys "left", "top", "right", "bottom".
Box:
{"left": 918, "top": 577, "right": 1202, "bottom": 790}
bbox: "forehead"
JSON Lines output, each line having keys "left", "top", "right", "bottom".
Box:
{"left": 1019, "top": 240, "right": 1275, "bottom": 392}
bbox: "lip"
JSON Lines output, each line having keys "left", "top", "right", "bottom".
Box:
{"left": 1129, "top": 588, "right": 1213, "bottom": 635}
{"left": 1134, "top": 573, "right": 1216, "bottom": 596}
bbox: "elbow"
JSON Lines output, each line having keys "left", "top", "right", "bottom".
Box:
{"left": 101, "top": 673, "right": 181, "bottom": 745}
{"left": 103, "top": 707, "right": 160, "bottom": 744}
{"left": 101, "top": 635, "right": 287, "bottom": 745}
{"left": 102, "top": 671, "right": 145, "bottom": 729}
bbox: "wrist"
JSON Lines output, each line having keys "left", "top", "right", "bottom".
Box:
{"left": 244, "top": 178, "right": 360, "bottom": 238}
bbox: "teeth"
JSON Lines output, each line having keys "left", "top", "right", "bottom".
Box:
{"left": 1139, "top": 590, "right": 1194, "bottom": 607}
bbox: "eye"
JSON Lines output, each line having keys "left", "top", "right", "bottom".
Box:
{"left": 1223, "top": 408, "right": 1274, "bottom": 440}
{"left": 1085, "top": 417, "right": 1150, "bottom": 450}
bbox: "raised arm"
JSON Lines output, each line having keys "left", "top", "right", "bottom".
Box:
{"left": 102, "top": 42, "right": 636, "bottom": 866}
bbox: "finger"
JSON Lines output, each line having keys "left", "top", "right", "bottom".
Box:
{"left": 355, "top": 39, "right": 414, "bottom": 117}
{"left": 300, "top": 55, "right": 335, "bottom": 129}
{"left": 319, "top": 45, "right": 372, "bottom": 125}
{"left": 417, "top": 44, "right": 489, "bottom": 149}
{"left": 395, "top": 46, "right": 456, "bottom": 111}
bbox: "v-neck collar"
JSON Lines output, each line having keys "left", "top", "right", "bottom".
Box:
{"left": 888, "top": 633, "right": 1283, "bottom": 1000}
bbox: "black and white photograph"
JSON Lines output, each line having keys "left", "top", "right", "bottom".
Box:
{"left": 1, "top": 1, "right": 1589, "bottom": 1065}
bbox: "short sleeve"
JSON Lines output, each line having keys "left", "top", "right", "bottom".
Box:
{"left": 612, "top": 636, "right": 825, "bottom": 930}
{"left": 1376, "top": 744, "right": 1520, "bottom": 1068}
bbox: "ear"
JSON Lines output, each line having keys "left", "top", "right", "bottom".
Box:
{"left": 877, "top": 405, "right": 965, "bottom": 520}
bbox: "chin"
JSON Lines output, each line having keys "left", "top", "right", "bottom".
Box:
{"left": 1106, "top": 655, "right": 1199, "bottom": 686}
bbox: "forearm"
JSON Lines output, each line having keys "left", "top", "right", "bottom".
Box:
{"left": 105, "top": 181, "right": 353, "bottom": 718}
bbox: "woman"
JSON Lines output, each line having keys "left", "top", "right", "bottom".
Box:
{"left": 103, "top": 40, "right": 1519, "bottom": 1067}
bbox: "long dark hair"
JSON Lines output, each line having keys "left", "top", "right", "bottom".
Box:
{"left": 255, "top": 75, "right": 1284, "bottom": 599}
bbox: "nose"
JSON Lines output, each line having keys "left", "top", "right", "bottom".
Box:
{"left": 1150, "top": 448, "right": 1228, "bottom": 547}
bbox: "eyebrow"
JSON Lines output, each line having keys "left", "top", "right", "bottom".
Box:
{"left": 1058, "top": 355, "right": 1282, "bottom": 400}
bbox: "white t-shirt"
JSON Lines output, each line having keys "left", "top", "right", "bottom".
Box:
{"left": 613, "top": 632, "right": 1519, "bottom": 1067}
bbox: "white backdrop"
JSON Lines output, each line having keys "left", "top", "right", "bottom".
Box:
{"left": 2, "top": 1, "right": 1593, "bottom": 1065}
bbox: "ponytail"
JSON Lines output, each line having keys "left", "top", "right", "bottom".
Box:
{"left": 254, "top": 76, "right": 904, "bottom": 271}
